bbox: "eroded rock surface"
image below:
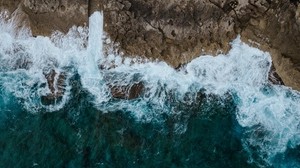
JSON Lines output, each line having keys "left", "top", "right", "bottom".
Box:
{"left": 109, "top": 82, "right": 144, "bottom": 100}
{"left": 100, "top": 0, "right": 300, "bottom": 89}
{"left": 0, "top": 0, "right": 88, "bottom": 35}
{"left": 41, "top": 69, "right": 66, "bottom": 105}
{"left": 1, "top": 0, "right": 300, "bottom": 90}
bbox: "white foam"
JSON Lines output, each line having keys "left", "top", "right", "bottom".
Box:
{"left": 0, "top": 10, "right": 299, "bottom": 165}
{"left": 92, "top": 36, "right": 300, "bottom": 165}
{"left": 79, "top": 12, "right": 111, "bottom": 104}
{"left": 0, "top": 12, "right": 88, "bottom": 112}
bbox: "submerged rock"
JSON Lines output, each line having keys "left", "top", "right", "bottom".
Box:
{"left": 100, "top": 63, "right": 145, "bottom": 100}
{"left": 109, "top": 81, "right": 144, "bottom": 100}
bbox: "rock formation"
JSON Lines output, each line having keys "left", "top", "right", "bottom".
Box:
{"left": 0, "top": 0, "right": 88, "bottom": 35}
{"left": 41, "top": 69, "right": 66, "bottom": 105}
{"left": 100, "top": 0, "right": 300, "bottom": 90}
{"left": 1, "top": 0, "right": 300, "bottom": 91}
{"left": 109, "top": 82, "right": 144, "bottom": 100}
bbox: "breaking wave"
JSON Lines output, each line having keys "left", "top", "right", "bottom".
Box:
{"left": 0, "top": 11, "right": 299, "bottom": 167}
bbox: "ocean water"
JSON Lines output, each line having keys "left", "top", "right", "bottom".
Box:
{"left": 0, "top": 11, "right": 300, "bottom": 167}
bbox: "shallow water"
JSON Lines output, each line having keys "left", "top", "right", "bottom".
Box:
{"left": 0, "top": 11, "right": 300, "bottom": 167}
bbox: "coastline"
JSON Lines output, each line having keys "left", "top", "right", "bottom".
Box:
{"left": 1, "top": 0, "right": 299, "bottom": 91}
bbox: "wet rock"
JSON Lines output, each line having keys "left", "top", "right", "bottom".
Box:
{"left": 100, "top": 0, "right": 300, "bottom": 90}
{"left": 88, "top": 0, "right": 101, "bottom": 16}
{"left": 239, "top": 0, "right": 300, "bottom": 90}
{"left": 1, "top": 0, "right": 300, "bottom": 91}
{"left": 268, "top": 64, "right": 284, "bottom": 85}
{"left": 41, "top": 69, "right": 66, "bottom": 105}
{"left": 109, "top": 82, "right": 144, "bottom": 100}
{"left": 14, "top": 57, "right": 32, "bottom": 70}
{"left": 100, "top": 61, "right": 145, "bottom": 100}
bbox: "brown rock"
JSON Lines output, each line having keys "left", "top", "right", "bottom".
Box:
{"left": 100, "top": 0, "right": 300, "bottom": 90}
{"left": 1, "top": 0, "right": 88, "bottom": 36}
{"left": 1, "top": 0, "right": 300, "bottom": 91}
{"left": 101, "top": 0, "right": 234, "bottom": 67}
{"left": 238, "top": 0, "right": 300, "bottom": 90}
{"left": 268, "top": 64, "right": 284, "bottom": 85}
{"left": 0, "top": 0, "right": 22, "bottom": 12}
{"left": 41, "top": 69, "right": 66, "bottom": 105}
{"left": 109, "top": 82, "right": 144, "bottom": 100}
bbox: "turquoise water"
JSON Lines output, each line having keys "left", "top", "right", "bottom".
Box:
{"left": 0, "top": 75, "right": 253, "bottom": 167}
{"left": 1, "top": 74, "right": 300, "bottom": 167}
{"left": 0, "top": 11, "right": 300, "bottom": 167}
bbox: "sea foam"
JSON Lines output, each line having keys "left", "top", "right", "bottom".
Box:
{"left": 0, "top": 11, "right": 299, "bottom": 166}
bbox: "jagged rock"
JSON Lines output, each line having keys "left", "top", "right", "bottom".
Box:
{"left": 237, "top": 0, "right": 300, "bottom": 90}
{"left": 41, "top": 69, "right": 66, "bottom": 105}
{"left": 109, "top": 82, "right": 144, "bottom": 100}
{"left": 1, "top": 0, "right": 300, "bottom": 91}
{"left": 0, "top": 0, "right": 22, "bottom": 12}
{"left": 269, "top": 64, "right": 284, "bottom": 85}
{"left": 8, "top": 0, "right": 88, "bottom": 35}
{"left": 101, "top": 0, "right": 300, "bottom": 90}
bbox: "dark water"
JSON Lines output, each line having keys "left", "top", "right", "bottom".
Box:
{"left": 2, "top": 75, "right": 299, "bottom": 168}
{"left": 0, "top": 74, "right": 259, "bottom": 168}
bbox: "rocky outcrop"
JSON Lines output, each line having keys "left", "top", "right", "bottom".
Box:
{"left": 0, "top": 0, "right": 88, "bottom": 35}
{"left": 101, "top": 0, "right": 236, "bottom": 66}
{"left": 269, "top": 64, "right": 285, "bottom": 85}
{"left": 41, "top": 69, "right": 66, "bottom": 105}
{"left": 1, "top": 0, "right": 300, "bottom": 91}
{"left": 109, "top": 82, "right": 144, "bottom": 100}
{"left": 238, "top": 0, "right": 300, "bottom": 90}
{"left": 100, "top": 0, "right": 300, "bottom": 90}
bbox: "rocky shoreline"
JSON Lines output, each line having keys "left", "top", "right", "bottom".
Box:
{"left": 1, "top": 0, "right": 299, "bottom": 91}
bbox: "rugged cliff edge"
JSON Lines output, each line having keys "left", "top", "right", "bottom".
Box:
{"left": 1, "top": 0, "right": 300, "bottom": 90}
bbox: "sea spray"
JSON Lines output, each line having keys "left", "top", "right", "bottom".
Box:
{"left": 79, "top": 11, "right": 111, "bottom": 104}
{"left": 0, "top": 11, "right": 299, "bottom": 167}
{"left": 0, "top": 12, "right": 88, "bottom": 112}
